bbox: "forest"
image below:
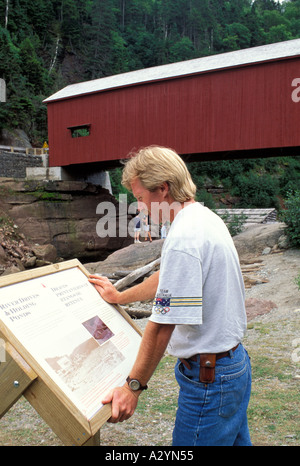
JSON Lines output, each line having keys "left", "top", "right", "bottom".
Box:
{"left": 1, "top": 0, "right": 300, "bottom": 143}
{"left": 0, "top": 0, "right": 300, "bottom": 216}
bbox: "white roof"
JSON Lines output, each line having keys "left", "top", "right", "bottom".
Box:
{"left": 44, "top": 38, "right": 300, "bottom": 103}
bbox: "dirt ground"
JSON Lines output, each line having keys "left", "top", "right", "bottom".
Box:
{"left": 244, "top": 248, "right": 300, "bottom": 321}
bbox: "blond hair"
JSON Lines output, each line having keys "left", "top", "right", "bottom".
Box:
{"left": 122, "top": 146, "right": 196, "bottom": 202}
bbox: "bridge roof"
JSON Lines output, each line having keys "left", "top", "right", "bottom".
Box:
{"left": 44, "top": 39, "right": 300, "bottom": 103}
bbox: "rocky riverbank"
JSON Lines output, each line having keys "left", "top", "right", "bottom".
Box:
{"left": 0, "top": 177, "right": 134, "bottom": 275}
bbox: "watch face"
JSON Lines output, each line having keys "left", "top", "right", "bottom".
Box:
{"left": 129, "top": 379, "right": 140, "bottom": 390}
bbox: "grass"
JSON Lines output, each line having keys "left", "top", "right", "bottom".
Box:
{"left": 248, "top": 378, "right": 299, "bottom": 445}
{"left": 244, "top": 319, "right": 300, "bottom": 446}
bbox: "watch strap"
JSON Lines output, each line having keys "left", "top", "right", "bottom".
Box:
{"left": 126, "top": 376, "right": 148, "bottom": 391}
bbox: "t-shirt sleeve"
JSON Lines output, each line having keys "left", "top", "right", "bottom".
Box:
{"left": 150, "top": 249, "right": 202, "bottom": 325}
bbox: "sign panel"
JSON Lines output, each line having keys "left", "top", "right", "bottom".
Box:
{"left": 0, "top": 262, "right": 142, "bottom": 422}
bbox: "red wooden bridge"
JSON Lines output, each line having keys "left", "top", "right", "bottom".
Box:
{"left": 44, "top": 39, "right": 300, "bottom": 171}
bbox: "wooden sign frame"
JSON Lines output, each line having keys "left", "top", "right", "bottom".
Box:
{"left": 0, "top": 259, "right": 142, "bottom": 446}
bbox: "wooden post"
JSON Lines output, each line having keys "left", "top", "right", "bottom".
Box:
{"left": 24, "top": 376, "right": 96, "bottom": 446}
{"left": 0, "top": 339, "right": 37, "bottom": 418}
{"left": 83, "top": 430, "right": 100, "bottom": 446}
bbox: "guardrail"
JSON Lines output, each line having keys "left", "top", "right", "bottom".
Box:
{"left": 0, "top": 145, "right": 49, "bottom": 155}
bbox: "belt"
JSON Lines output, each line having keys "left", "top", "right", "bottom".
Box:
{"left": 180, "top": 344, "right": 239, "bottom": 384}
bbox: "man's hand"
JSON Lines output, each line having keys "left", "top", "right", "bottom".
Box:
{"left": 89, "top": 275, "right": 121, "bottom": 304}
{"left": 102, "top": 385, "right": 140, "bottom": 423}
{"left": 89, "top": 270, "right": 159, "bottom": 305}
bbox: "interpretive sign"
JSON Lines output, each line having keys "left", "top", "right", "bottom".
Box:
{"left": 0, "top": 260, "right": 142, "bottom": 445}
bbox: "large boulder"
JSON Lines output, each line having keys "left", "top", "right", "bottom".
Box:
{"left": 233, "top": 223, "right": 287, "bottom": 259}
{"left": 0, "top": 128, "right": 32, "bottom": 148}
{"left": 0, "top": 178, "right": 133, "bottom": 262}
{"left": 32, "top": 244, "right": 58, "bottom": 263}
{"left": 85, "top": 239, "right": 165, "bottom": 275}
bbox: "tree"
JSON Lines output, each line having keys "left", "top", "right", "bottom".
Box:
{"left": 2, "top": 0, "right": 300, "bottom": 145}
{"left": 83, "top": 0, "right": 120, "bottom": 79}
{"left": 169, "top": 36, "right": 195, "bottom": 62}
{"left": 0, "top": 26, "right": 21, "bottom": 129}
{"left": 266, "top": 23, "right": 292, "bottom": 42}
{"left": 223, "top": 22, "right": 252, "bottom": 50}
{"left": 19, "top": 37, "right": 48, "bottom": 93}
{"left": 282, "top": 0, "right": 300, "bottom": 37}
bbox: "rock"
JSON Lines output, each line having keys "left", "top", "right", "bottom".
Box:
{"left": 0, "top": 244, "right": 8, "bottom": 265}
{"left": 85, "top": 239, "right": 165, "bottom": 274}
{"left": 1, "top": 265, "right": 24, "bottom": 276}
{"left": 35, "top": 259, "right": 52, "bottom": 267}
{"left": 24, "top": 256, "right": 36, "bottom": 268}
{"left": 32, "top": 244, "right": 57, "bottom": 263}
{"left": 278, "top": 234, "right": 289, "bottom": 249}
{"left": 233, "top": 223, "right": 287, "bottom": 259}
{"left": 85, "top": 222, "right": 290, "bottom": 279}
{"left": 0, "top": 208, "right": 60, "bottom": 276}
{"left": 124, "top": 302, "right": 152, "bottom": 318}
{"left": 0, "top": 178, "right": 133, "bottom": 261}
{"left": 262, "top": 247, "right": 271, "bottom": 255}
{"left": 243, "top": 275, "right": 269, "bottom": 288}
{"left": 85, "top": 223, "right": 288, "bottom": 276}
{"left": 0, "top": 128, "right": 32, "bottom": 148}
{"left": 245, "top": 297, "right": 277, "bottom": 321}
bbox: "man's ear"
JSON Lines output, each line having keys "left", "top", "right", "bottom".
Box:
{"left": 159, "top": 181, "right": 170, "bottom": 198}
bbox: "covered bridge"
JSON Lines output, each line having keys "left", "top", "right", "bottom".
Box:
{"left": 44, "top": 38, "right": 300, "bottom": 174}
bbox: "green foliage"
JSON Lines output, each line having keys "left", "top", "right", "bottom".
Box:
{"left": 279, "top": 156, "right": 300, "bottom": 196}
{"left": 109, "top": 167, "right": 136, "bottom": 204}
{"left": 188, "top": 156, "right": 300, "bottom": 211}
{"left": 231, "top": 172, "right": 280, "bottom": 208}
{"left": 1, "top": 0, "right": 300, "bottom": 145}
{"left": 110, "top": 156, "right": 299, "bottom": 221}
{"left": 218, "top": 211, "right": 247, "bottom": 237}
{"left": 196, "top": 189, "right": 216, "bottom": 210}
{"left": 280, "top": 190, "right": 300, "bottom": 247}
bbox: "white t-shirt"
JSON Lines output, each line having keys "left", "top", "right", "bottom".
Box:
{"left": 149, "top": 203, "right": 247, "bottom": 358}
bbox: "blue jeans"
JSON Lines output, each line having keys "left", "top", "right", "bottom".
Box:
{"left": 172, "top": 344, "right": 252, "bottom": 446}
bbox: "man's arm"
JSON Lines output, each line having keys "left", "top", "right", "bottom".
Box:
{"left": 102, "top": 320, "right": 175, "bottom": 423}
{"left": 89, "top": 270, "right": 159, "bottom": 304}
{"left": 89, "top": 269, "right": 168, "bottom": 423}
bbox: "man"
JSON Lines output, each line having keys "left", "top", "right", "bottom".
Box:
{"left": 89, "top": 146, "right": 252, "bottom": 446}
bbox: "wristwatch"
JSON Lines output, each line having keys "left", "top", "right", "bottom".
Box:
{"left": 126, "top": 376, "right": 148, "bottom": 391}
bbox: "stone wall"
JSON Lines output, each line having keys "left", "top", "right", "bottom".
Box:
{"left": 0, "top": 151, "right": 43, "bottom": 178}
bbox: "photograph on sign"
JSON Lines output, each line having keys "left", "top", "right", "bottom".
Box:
{"left": 0, "top": 266, "right": 142, "bottom": 420}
